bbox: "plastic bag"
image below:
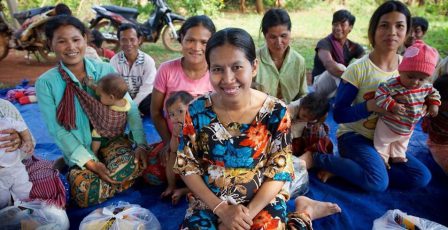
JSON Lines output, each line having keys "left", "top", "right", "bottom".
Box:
{"left": 284, "top": 156, "right": 309, "bottom": 199}
{"left": 0, "top": 200, "right": 69, "bottom": 230}
{"left": 372, "top": 209, "right": 448, "bottom": 230}
{"left": 79, "top": 201, "right": 162, "bottom": 230}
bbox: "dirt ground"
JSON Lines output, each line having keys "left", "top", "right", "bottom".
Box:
{"left": 0, "top": 50, "right": 314, "bottom": 87}
{"left": 0, "top": 50, "right": 56, "bottom": 85}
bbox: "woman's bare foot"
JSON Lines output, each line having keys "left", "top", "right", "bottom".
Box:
{"left": 317, "top": 170, "right": 334, "bottom": 183}
{"left": 299, "top": 151, "right": 314, "bottom": 169}
{"left": 171, "top": 187, "right": 189, "bottom": 205}
{"left": 295, "top": 196, "right": 341, "bottom": 220}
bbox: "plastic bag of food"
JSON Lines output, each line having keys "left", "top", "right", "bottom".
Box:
{"left": 372, "top": 209, "right": 447, "bottom": 230}
{"left": 284, "top": 156, "right": 309, "bottom": 199}
{"left": 79, "top": 201, "right": 161, "bottom": 230}
{"left": 0, "top": 200, "right": 69, "bottom": 230}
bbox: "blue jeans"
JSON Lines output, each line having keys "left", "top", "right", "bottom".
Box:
{"left": 313, "top": 132, "right": 431, "bottom": 192}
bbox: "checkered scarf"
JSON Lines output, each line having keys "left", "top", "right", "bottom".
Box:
{"left": 56, "top": 64, "right": 127, "bottom": 138}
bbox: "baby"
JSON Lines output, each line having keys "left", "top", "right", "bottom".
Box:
{"left": 288, "top": 92, "right": 333, "bottom": 158}
{"left": 374, "top": 40, "right": 440, "bottom": 168}
{"left": 0, "top": 117, "right": 34, "bottom": 208}
{"left": 161, "top": 91, "right": 193, "bottom": 205}
{"left": 86, "top": 73, "right": 130, "bottom": 154}
{"left": 287, "top": 92, "right": 333, "bottom": 191}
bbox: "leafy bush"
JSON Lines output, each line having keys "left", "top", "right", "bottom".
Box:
{"left": 284, "top": 0, "right": 320, "bottom": 11}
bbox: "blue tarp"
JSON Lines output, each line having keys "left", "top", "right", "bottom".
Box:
{"left": 15, "top": 102, "right": 448, "bottom": 230}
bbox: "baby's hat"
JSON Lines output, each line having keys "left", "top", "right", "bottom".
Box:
{"left": 398, "top": 40, "right": 438, "bottom": 76}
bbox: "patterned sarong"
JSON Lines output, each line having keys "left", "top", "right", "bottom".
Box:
{"left": 68, "top": 136, "right": 143, "bottom": 207}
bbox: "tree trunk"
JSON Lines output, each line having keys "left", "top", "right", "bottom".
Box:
{"left": 255, "top": 0, "right": 264, "bottom": 14}
{"left": 418, "top": 0, "right": 425, "bottom": 6}
{"left": 275, "top": 0, "right": 285, "bottom": 7}
{"left": 5, "top": 0, "right": 19, "bottom": 28}
{"left": 240, "top": 0, "right": 246, "bottom": 13}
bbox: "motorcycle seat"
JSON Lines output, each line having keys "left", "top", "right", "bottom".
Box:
{"left": 13, "top": 6, "right": 54, "bottom": 25}
{"left": 102, "top": 5, "right": 139, "bottom": 20}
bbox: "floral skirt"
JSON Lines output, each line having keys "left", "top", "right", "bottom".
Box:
{"left": 68, "top": 136, "right": 142, "bottom": 207}
{"left": 180, "top": 195, "right": 312, "bottom": 230}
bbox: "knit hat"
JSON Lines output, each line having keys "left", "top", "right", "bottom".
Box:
{"left": 398, "top": 40, "right": 438, "bottom": 76}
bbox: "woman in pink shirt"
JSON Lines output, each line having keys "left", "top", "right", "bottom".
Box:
{"left": 146, "top": 15, "right": 216, "bottom": 201}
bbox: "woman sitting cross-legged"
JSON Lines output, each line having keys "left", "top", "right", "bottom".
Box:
{"left": 174, "top": 27, "right": 340, "bottom": 230}
{"left": 36, "top": 15, "right": 148, "bottom": 207}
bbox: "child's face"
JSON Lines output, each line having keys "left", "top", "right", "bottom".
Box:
{"left": 167, "top": 99, "right": 188, "bottom": 125}
{"left": 297, "top": 107, "right": 318, "bottom": 123}
{"left": 96, "top": 87, "right": 115, "bottom": 106}
{"left": 400, "top": 71, "right": 430, "bottom": 89}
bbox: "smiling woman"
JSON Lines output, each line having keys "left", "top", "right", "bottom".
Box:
{"left": 254, "top": 8, "right": 308, "bottom": 104}
{"left": 147, "top": 16, "right": 216, "bottom": 198}
{"left": 35, "top": 15, "right": 148, "bottom": 207}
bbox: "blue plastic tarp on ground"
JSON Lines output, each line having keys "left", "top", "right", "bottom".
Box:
{"left": 15, "top": 102, "right": 448, "bottom": 230}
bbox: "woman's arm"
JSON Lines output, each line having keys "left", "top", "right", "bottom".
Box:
{"left": 333, "top": 81, "right": 371, "bottom": 123}
{"left": 246, "top": 179, "right": 285, "bottom": 219}
{"left": 36, "top": 79, "right": 94, "bottom": 169}
{"left": 126, "top": 95, "right": 146, "bottom": 145}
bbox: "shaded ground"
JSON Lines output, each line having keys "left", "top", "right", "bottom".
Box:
{"left": 0, "top": 50, "right": 55, "bottom": 86}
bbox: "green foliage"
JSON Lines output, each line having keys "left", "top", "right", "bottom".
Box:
{"left": 181, "top": 0, "right": 224, "bottom": 16}
{"left": 284, "top": 0, "right": 320, "bottom": 11}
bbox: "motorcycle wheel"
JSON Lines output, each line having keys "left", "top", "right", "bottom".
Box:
{"left": 161, "top": 20, "right": 184, "bottom": 52}
{"left": 0, "top": 32, "right": 10, "bottom": 61}
{"left": 95, "top": 20, "right": 120, "bottom": 52}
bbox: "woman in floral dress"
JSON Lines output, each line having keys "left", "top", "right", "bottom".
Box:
{"left": 174, "top": 28, "right": 340, "bottom": 230}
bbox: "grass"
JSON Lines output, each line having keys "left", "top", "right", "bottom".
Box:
{"left": 140, "top": 2, "right": 448, "bottom": 72}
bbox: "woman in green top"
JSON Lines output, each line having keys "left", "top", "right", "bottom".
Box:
{"left": 255, "top": 8, "right": 308, "bottom": 104}
{"left": 36, "top": 15, "right": 148, "bottom": 207}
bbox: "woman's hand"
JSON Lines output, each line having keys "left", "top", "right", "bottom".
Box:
{"left": 215, "top": 203, "right": 253, "bottom": 230}
{"left": 134, "top": 146, "right": 148, "bottom": 169}
{"left": 85, "top": 160, "right": 121, "bottom": 184}
{"left": 0, "top": 129, "right": 22, "bottom": 152}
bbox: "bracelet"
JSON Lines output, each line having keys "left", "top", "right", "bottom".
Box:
{"left": 212, "top": 200, "right": 227, "bottom": 214}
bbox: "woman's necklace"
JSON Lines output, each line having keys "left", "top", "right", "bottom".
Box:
{"left": 223, "top": 93, "right": 252, "bottom": 137}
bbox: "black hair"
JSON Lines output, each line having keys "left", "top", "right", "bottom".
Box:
{"left": 368, "top": 1, "right": 411, "bottom": 47}
{"left": 433, "top": 74, "right": 448, "bottom": 100}
{"left": 300, "top": 92, "right": 330, "bottom": 120}
{"left": 45, "top": 15, "right": 87, "bottom": 42}
{"left": 117, "top": 23, "right": 142, "bottom": 40}
{"left": 165, "top": 91, "right": 194, "bottom": 109}
{"left": 205, "top": 28, "right": 256, "bottom": 67}
{"left": 91, "top": 29, "right": 104, "bottom": 48}
{"left": 54, "top": 3, "right": 72, "bottom": 16}
{"left": 261, "top": 8, "right": 291, "bottom": 36}
{"left": 178, "top": 15, "right": 216, "bottom": 43}
{"left": 98, "top": 73, "right": 128, "bottom": 99}
{"left": 332, "top": 9, "right": 356, "bottom": 26}
{"left": 412, "top": 16, "right": 429, "bottom": 33}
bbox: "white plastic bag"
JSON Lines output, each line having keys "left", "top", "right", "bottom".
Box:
{"left": 0, "top": 200, "right": 69, "bottom": 230}
{"left": 284, "top": 156, "right": 309, "bottom": 199}
{"left": 79, "top": 201, "right": 161, "bottom": 230}
{"left": 372, "top": 209, "right": 448, "bottom": 230}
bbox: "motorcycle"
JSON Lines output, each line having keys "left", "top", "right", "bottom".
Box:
{"left": 89, "top": 0, "right": 185, "bottom": 52}
{"left": 0, "top": 4, "right": 55, "bottom": 62}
